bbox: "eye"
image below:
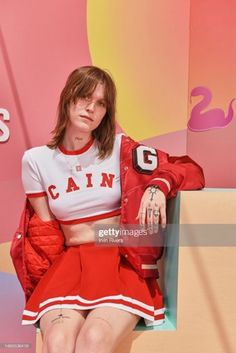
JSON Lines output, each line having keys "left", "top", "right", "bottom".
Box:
{"left": 98, "top": 101, "right": 106, "bottom": 108}
{"left": 79, "top": 95, "right": 90, "bottom": 101}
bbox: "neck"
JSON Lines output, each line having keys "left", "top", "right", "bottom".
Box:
{"left": 62, "top": 128, "right": 92, "bottom": 151}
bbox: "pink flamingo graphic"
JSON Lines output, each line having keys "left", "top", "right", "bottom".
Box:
{"left": 188, "top": 86, "right": 235, "bottom": 132}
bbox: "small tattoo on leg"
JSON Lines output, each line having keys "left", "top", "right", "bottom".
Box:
{"left": 51, "top": 313, "right": 71, "bottom": 324}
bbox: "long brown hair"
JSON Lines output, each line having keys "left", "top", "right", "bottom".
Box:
{"left": 47, "top": 66, "right": 117, "bottom": 159}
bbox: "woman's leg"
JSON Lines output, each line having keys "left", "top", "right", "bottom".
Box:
{"left": 75, "top": 307, "right": 140, "bottom": 353}
{"left": 40, "top": 308, "right": 88, "bottom": 353}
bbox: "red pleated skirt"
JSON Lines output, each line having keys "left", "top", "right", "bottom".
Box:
{"left": 22, "top": 243, "right": 165, "bottom": 327}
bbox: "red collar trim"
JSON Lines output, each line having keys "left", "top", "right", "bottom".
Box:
{"left": 58, "top": 138, "right": 94, "bottom": 155}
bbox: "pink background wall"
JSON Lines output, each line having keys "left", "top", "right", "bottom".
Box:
{"left": 0, "top": 0, "right": 235, "bottom": 351}
{"left": 1, "top": 1, "right": 91, "bottom": 350}
{"left": 0, "top": 0, "right": 91, "bottom": 242}
{"left": 187, "top": 0, "right": 236, "bottom": 187}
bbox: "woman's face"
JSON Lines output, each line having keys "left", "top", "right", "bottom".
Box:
{"left": 67, "top": 83, "right": 107, "bottom": 134}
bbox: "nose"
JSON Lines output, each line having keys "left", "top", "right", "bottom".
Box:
{"left": 86, "top": 100, "right": 96, "bottom": 112}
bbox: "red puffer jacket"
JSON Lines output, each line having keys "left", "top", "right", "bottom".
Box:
{"left": 10, "top": 135, "right": 205, "bottom": 300}
{"left": 10, "top": 200, "right": 65, "bottom": 301}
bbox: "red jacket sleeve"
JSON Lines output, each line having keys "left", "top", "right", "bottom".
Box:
{"left": 123, "top": 134, "right": 205, "bottom": 198}
{"left": 145, "top": 153, "right": 205, "bottom": 199}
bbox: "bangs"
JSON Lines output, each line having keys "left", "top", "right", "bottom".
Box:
{"left": 63, "top": 67, "right": 114, "bottom": 109}
{"left": 71, "top": 81, "right": 110, "bottom": 110}
{"left": 70, "top": 79, "right": 98, "bottom": 104}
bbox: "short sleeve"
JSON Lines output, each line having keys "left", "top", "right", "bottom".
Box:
{"left": 21, "top": 150, "right": 47, "bottom": 198}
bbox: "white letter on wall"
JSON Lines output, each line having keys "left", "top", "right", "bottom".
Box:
{"left": 0, "top": 108, "right": 10, "bottom": 142}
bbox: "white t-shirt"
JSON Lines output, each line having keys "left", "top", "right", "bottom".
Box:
{"left": 22, "top": 133, "right": 123, "bottom": 224}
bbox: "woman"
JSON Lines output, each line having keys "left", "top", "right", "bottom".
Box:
{"left": 17, "top": 66, "right": 204, "bottom": 353}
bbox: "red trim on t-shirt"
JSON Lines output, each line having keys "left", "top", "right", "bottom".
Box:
{"left": 58, "top": 138, "right": 94, "bottom": 155}
{"left": 26, "top": 192, "right": 47, "bottom": 198}
{"left": 59, "top": 209, "right": 121, "bottom": 225}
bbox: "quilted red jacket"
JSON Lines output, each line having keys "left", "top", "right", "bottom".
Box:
{"left": 10, "top": 135, "right": 205, "bottom": 301}
{"left": 10, "top": 201, "right": 65, "bottom": 301}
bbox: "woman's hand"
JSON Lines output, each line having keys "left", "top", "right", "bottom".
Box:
{"left": 136, "top": 186, "right": 167, "bottom": 232}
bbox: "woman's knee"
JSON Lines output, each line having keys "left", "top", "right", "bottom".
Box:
{"left": 40, "top": 308, "right": 87, "bottom": 353}
{"left": 43, "top": 328, "right": 76, "bottom": 353}
{"left": 76, "top": 320, "right": 113, "bottom": 353}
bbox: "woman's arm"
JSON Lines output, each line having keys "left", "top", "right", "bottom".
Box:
{"left": 27, "top": 195, "right": 55, "bottom": 221}
{"left": 21, "top": 150, "right": 55, "bottom": 221}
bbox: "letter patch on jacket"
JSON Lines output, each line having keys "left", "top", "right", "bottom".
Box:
{"left": 132, "top": 145, "right": 158, "bottom": 174}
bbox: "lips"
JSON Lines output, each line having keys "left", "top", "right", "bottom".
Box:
{"left": 80, "top": 115, "right": 93, "bottom": 122}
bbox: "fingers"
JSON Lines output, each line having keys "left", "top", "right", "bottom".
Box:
{"left": 136, "top": 203, "right": 160, "bottom": 233}
{"left": 159, "top": 204, "right": 167, "bottom": 229}
{"left": 153, "top": 203, "right": 160, "bottom": 225}
{"left": 136, "top": 203, "right": 166, "bottom": 230}
{"left": 135, "top": 205, "right": 146, "bottom": 225}
{"left": 150, "top": 204, "right": 160, "bottom": 234}
{"left": 146, "top": 204, "right": 154, "bottom": 227}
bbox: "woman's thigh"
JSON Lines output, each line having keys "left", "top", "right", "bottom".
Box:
{"left": 40, "top": 308, "right": 88, "bottom": 353}
{"left": 75, "top": 307, "right": 140, "bottom": 353}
